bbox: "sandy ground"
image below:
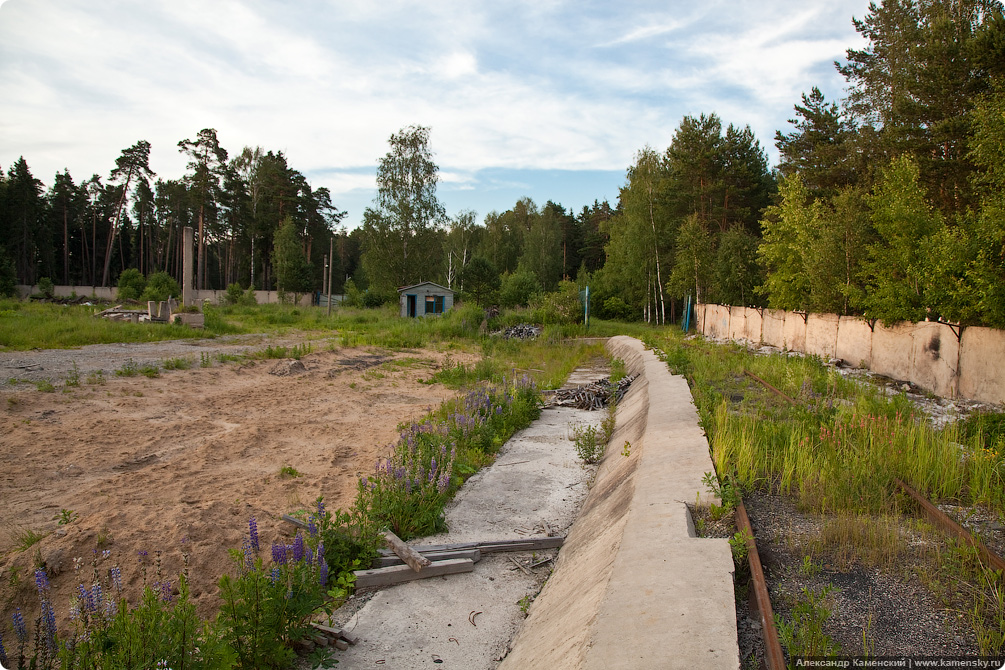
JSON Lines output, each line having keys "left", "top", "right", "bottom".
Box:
{"left": 0, "top": 336, "right": 478, "bottom": 633}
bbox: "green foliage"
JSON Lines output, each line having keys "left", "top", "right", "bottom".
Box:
{"left": 272, "top": 217, "right": 314, "bottom": 300}
{"left": 859, "top": 155, "right": 943, "bottom": 324}
{"left": 460, "top": 256, "right": 500, "bottom": 306}
{"left": 570, "top": 422, "right": 605, "bottom": 464}
{"left": 529, "top": 280, "right": 582, "bottom": 325}
{"left": 0, "top": 247, "right": 17, "bottom": 298}
{"left": 499, "top": 268, "right": 540, "bottom": 308}
{"left": 36, "top": 277, "right": 55, "bottom": 299}
{"left": 53, "top": 508, "right": 78, "bottom": 525}
{"left": 141, "top": 272, "right": 182, "bottom": 303}
{"left": 117, "top": 268, "right": 147, "bottom": 301}
{"left": 600, "top": 296, "right": 634, "bottom": 321}
{"left": 223, "top": 283, "right": 257, "bottom": 307}
{"left": 775, "top": 585, "right": 842, "bottom": 659}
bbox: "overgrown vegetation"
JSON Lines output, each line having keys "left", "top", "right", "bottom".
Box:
{"left": 651, "top": 329, "right": 1005, "bottom": 655}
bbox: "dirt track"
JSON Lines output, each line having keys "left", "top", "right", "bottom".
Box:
{"left": 0, "top": 337, "right": 477, "bottom": 630}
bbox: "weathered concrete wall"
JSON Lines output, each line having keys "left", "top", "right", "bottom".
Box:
{"left": 697, "top": 303, "right": 1005, "bottom": 404}
{"left": 836, "top": 316, "right": 873, "bottom": 369}
{"left": 727, "top": 306, "right": 747, "bottom": 342}
{"left": 695, "top": 303, "right": 708, "bottom": 335}
{"left": 805, "top": 313, "right": 840, "bottom": 360}
{"left": 502, "top": 336, "right": 738, "bottom": 670}
{"left": 743, "top": 308, "right": 763, "bottom": 344}
{"left": 782, "top": 312, "right": 807, "bottom": 352}
{"left": 704, "top": 304, "right": 730, "bottom": 340}
{"left": 761, "top": 309, "right": 786, "bottom": 349}
{"left": 911, "top": 322, "right": 960, "bottom": 399}
{"left": 871, "top": 322, "right": 915, "bottom": 383}
{"left": 960, "top": 327, "right": 1005, "bottom": 405}
{"left": 16, "top": 285, "right": 312, "bottom": 306}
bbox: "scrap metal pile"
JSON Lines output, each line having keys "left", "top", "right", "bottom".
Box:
{"left": 497, "top": 324, "right": 543, "bottom": 340}
{"left": 548, "top": 374, "right": 637, "bottom": 410}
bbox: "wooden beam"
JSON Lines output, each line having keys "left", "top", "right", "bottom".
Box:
{"left": 354, "top": 558, "right": 474, "bottom": 588}
{"left": 376, "top": 536, "right": 565, "bottom": 558}
{"left": 383, "top": 530, "right": 432, "bottom": 572}
{"left": 373, "top": 548, "right": 481, "bottom": 568}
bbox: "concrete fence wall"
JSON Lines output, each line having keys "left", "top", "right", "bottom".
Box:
{"left": 695, "top": 303, "right": 1004, "bottom": 405}
{"left": 15, "top": 284, "right": 313, "bottom": 307}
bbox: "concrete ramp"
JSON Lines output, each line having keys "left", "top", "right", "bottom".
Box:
{"left": 500, "top": 336, "right": 738, "bottom": 670}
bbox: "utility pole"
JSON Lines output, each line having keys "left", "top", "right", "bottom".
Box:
{"left": 327, "top": 235, "right": 334, "bottom": 316}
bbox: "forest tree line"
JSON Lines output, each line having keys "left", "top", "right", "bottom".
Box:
{"left": 2, "top": 0, "right": 1005, "bottom": 327}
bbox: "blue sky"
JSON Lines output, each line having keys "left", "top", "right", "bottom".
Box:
{"left": 0, "top": 0, "right": 870, "bottom": 229}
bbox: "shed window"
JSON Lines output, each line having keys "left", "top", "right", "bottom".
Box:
{"left": 424, "top": 295, "right": 445, "bottom": 314}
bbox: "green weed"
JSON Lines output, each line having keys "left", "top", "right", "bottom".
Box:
{"left": 34, "top": 378, "right": 55, "bottom": 392}
{"left": 776, "top": 585, "right": 842, "bottom": 659}
{"left": 64, "top": 362, "right": 81, "bottom": 387}
{"left": 116, "top": 358, "right": 139, "bottom": 377}
{"left": 163, "top": 356, "right": 193, "bottom": 370}
{"left": 53, "top": 508, "right": 78, "bottom": 525}
{"left": 13, "top": 526, "right": 47, "bottom": 551}
{"left": 279, "top": 464, "right": 302, "bottom": 478}
{"left": 570, "top": 422, "right": 605, "bottom": 464}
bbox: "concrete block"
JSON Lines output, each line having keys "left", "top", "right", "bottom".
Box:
{"left": 871, "top": 321, "right": 914, "bottom": 382}
{"left": 836, "top": 316, "right": 873, "bottom": 368}
{"left": 695, "top": 304, "right": 707, "bottom": 335}
{"left": 727, "top": 306, "right": 746, "bottom": 341}
{"left": 959, "top": 327, "right": 1005, "bottom": 404}
{"left": 761, "top": 309, "right": 786, "bottom": 348}
{"left": 743, "top": 308, "right": 763, "bottom": 344}
{"left": 706, "top": 304, "right": 730, "bottom": 339}
{"left": 782, "top": 312, "right": 807, "bottom": 352}
{"left": 805, "top": 313, "right": 839, "bottom": 360}
{"left": 910, "top": 322, "right": 960, "bottom": 398}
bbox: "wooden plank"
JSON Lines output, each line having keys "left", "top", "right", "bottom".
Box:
{"left": 383, "top": 530, "right": 431, "bottom": 572}
{"left": 376, "top": 536, "right": 565, "bottom": 557}
{"left": 353, "top": 558, "right": 474, "bottom": 588}
{"left": 373, "top": 548, "right": 480, "bottom": 568}
{"left": 281, "top": 514, "right": 309, "bottom": 530}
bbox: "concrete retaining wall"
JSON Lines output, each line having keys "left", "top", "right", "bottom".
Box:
{"left": 15, "top": 284, "right": 313, "bottom": 306}
{"left": 501, "top": 336, "right": 738, "bottom": 670}
{"left": 697, "top": 303, "right": 1004, "bottom": 405}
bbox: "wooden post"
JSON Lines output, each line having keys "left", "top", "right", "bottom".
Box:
{"left": 327, "top": 235, "right": 334, "bottom": 316}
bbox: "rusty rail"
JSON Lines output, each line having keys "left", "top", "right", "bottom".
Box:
{"left": 735, "top": 499, "right": 787, "bottom": 670}
{"left": 743, "top": 370, "right": 796, "bottom": 405}
{"left": 896, "top": 478, "right": 1005, "bottom": 573}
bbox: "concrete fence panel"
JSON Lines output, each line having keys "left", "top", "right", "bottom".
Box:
{"left": 805, "top": 313, "right": 840, "bottom": 360}
{"left": 761, "top": 309, "right": 786, "bottom": 348}
{"left": 870, "top": 322, "right": 915, "bottom": 382}
{"left": 959, "top": 327, "right": 1005, "bottom": 404}
{"left": 910, "top": 322, "right": 960, "bottom": 399}
{"left": 727, "top": 306, "right": 747, "bottom": 341}
{"left": 836, "top": 316, "right": 873, "bottom": 368}
{"left": 782, "top": 312, "right": 807, "bottom": 352}
{"left": 743, "top": 308, "right": 763, "bottom": 344}
{"left": 706, "top": 304, "right": 730, "bottom": 339}
{"left": 695, "top": 303, "right": 707, "bottom": 335}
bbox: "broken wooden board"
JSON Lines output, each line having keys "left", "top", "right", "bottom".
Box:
{"left": 373, "top": 548, "right": 481, "bottom": 569}
{"left": 353, "top": 558, "right": 474, "bottom": 588}
{"left": 383, "top": 530, "right": 431, "bottom": 572}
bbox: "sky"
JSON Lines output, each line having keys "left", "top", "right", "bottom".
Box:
{"left": 0, "top": 0, "right": 871, "bottom": 230}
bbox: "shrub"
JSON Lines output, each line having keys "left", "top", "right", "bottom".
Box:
{"left": 0, "top": 247, "right": 17, "bottom": 298}
{"left": 529, "top": 280, "right": 583, "bottom": 325}
{"left": 36, "top": 277, "right": 55, "bottom": 299}
{"left": 499, "top": 269, "right": 540, "bottom": 308}
{"left": 116, "top": 268, "right": 147, "bottom": 301}
{"left": 601, "top": 296, "right": 635, "bottom": 321}
{"left": 141, "top": 272, "right": 182, "bottom": 303}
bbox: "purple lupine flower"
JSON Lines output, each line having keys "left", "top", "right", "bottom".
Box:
{"left": 110, "top": 566, "right": 123, "bottom": 593}
{"left": 405, "top": 478, "right": 413, "bottom": 494}
{"left": 41, "top": 599, "right": 57, "bottom": 652}
{"left": 12, "top": 608, "right": 26, "bottom": 643}
{"left": 69, "top": 599, "right": 81, "bottom": 622}
{"left": 438, "top": 472, "right": 450, "bottom": 493}
{"left": 292, "top": 534, "right": 305, "bottom": 563}
{"left": 319, "top": 557, "right": 329, "bottom": 588}
{"left": 307, "top": 515, "right": 317, "bottom": 538}
{"left": 0, "top": 630, "right": 9, "bottom": 669}
{"left": 34, "top": 567, "right": 50, "bottom": 595}
{"left": 104, "top": 597, "right": 118, "bottom": 620}
{"left": 160, "top": 580, "right": 173, "bottom": 603}
{"left": 271, "top": 543, "right": 287, "bottom": 565}
{"left": 317, "top": 497, "right": 325, "bottom": 518}
{"left": 78, "top": 583, "right": 93, "bottom": 613}
{"left": 248, "top": 517, "right": 260, "bottom": 552}
{"left": 430, "top": 457, "right": 437, "bottom": 475}
{"left": 242, "top": 538, "right": 254, "bottom": 572}
{"left": 91, "top": 580, "right": 103, "bottom": 610}
{"left": 269, "top": 567, "right": 281, "bottom": 585}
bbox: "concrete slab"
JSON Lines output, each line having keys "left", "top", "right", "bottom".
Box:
{"left": 744, "top": 308, "right": 763, "bottom": 345}
{"left": 910, "top": 322, "right": 960, "bottom": 398}
{"left": 836, "top": 316, "right": 873, "bottom": 368}
{"left": 782, "top": 312, "right": 807, "bottom": 352}
{"left": 502, "top": 337, "right": 738, "bottom": 670}
{"left": 805, "top": 313, "right": 839, "bottom": 360}
{"left": 959, "top": 327, "right": 1005, "bottom": 404}
{"left": 761, "top": 309, "right": 786, "bottom": 349}
{"left": 872, "top": 321, "right": 914, "bottom": 382}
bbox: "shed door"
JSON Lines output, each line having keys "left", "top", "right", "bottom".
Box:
{"left": 407, "top": 294, "right": 417, "bottom": 317}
